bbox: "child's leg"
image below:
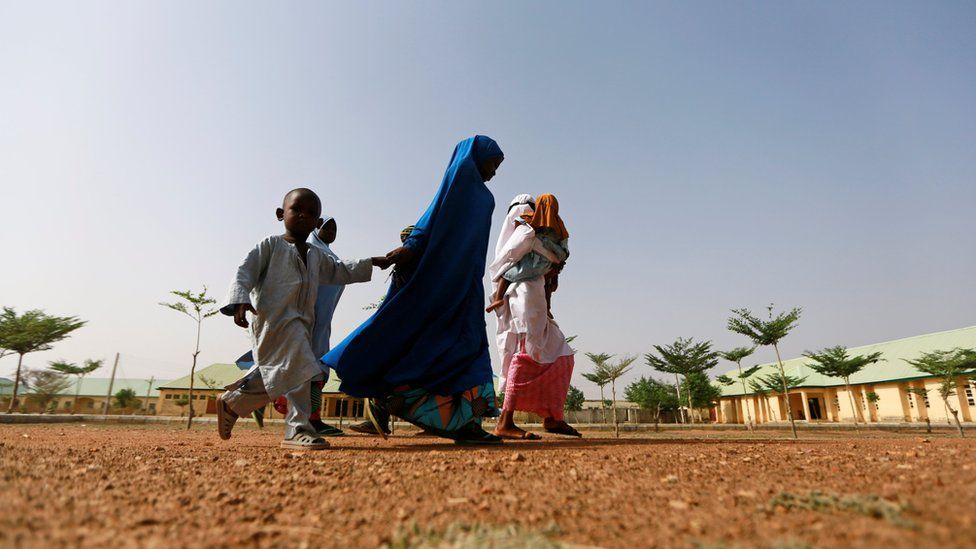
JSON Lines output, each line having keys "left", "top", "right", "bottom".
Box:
{"left": 486, "top": 278, "right": 511, "bottom": 312}
{"left": 223, "top": 369, "right": 272, "bottom": 417}
{"left": 283, "top": 373, "right": 323, "bottom": 439}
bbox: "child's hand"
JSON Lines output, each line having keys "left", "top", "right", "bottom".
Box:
{"left": 234, "top": 303, "right": 256, "bottom": 328}
{"left": 372, "top": 256, "right": 393, "bottom": 270}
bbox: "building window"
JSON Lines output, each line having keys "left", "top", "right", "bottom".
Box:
{"left": 966, "top": 383, "right": 975, "bottom": 407}
{"left": 907, "top": 392, "right": 914, "bottom": 409}
{"left": 921, "top": 390, "right": 930, "bottom": 408}
{"left": 64, "top": 401, "right": 72, "bottom": 409}
{"left": 165, "top": 394, "right": 173, "bottom": 399}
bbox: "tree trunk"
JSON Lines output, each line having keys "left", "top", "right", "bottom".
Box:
{"left": 654, "top": 404, "right": 660, "bottom": 432}
{"left": 72, "top": 375, "right": 83, "bottom": 415}
{"left": 944, "top": 397, "right": 964, "bottom": 437}
{"left": 773, "top": 344, "right": 798, "bottom": 439}
{"left": 186, "top": 316, "right": 203, "bottom": 430}
{"left": 737, "top": 362, "right": 753, "bottom": 430}
{"left": 843, "top": 378, "right": 860, "bottom": 431}
{"left": 684, "top": 374, "right": 696, "bottom": 424}
{"left": 674, "top": 373, "right": 685, "bottom": 424}
{"left": 599, "top": 386, "right": 607, "bottom": 424}
{"left": 611, "top": 381, "right": 619, "bottom": 438}
{"left": 6, "top": 354, "right": 24, "bottom": 413}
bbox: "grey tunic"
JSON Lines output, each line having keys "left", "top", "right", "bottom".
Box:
{"left": 220, "top": 235, "right": 372, "bottom": 399}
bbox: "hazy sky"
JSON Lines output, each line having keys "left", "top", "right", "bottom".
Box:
{"left": 1, "top": 2, "right": 973, "bottom": 396}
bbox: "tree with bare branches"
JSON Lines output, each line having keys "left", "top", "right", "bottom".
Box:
{"left": 160, "top": 287, "right": 218, "bottom": 429}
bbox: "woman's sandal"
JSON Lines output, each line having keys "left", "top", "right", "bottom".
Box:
{"left": 363, "top": 399, "right": 388, "bottom": 440}
{"left": 544, "top": 423, "right": 582, "bottom": 438}
{"left": 454, "top": 423, "right": 504, "bottom": 445}
{"left": 280, "top": 431, "right": 330, "bottom": 450}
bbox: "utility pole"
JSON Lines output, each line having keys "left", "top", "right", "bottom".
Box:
{"left": 142, "top": 376, "right": 155, "bottom": 415}
{"left": 102, "top": 353, "right": 119, "bottom": 415}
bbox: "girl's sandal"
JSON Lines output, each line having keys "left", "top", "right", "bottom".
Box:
{"left": 280, "top": 431, "right": 330, "bottom": 451}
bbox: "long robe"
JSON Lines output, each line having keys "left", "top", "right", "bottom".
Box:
{"left": 489, "top": 223, "right": 574, "bottom": 417}
{"left": 489, "top": 223, "right": 573, "bottom": 366}
{"left": 220, "top": 235, "right": 372, "bottom": 399}
{"left": 308, "top": 226, "right": 345, "bottom": 359}
{"left": 324, "top": 136, "right": 503, "bottom": 399}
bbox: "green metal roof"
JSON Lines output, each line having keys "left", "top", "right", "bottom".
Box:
{"left": 0, "top": 377, "right": 13, "bottom": 396}
{"left": 58, "top": 377, "right": 169, "bottom": 398}
{"left": 158, "top": 363, "right": 354, "bottom": 394}
{"left": 719, "top": 325, "right": 976, "bottom": 397}
{"left": 157, "top": 363, "right": 243, "bottom": 390}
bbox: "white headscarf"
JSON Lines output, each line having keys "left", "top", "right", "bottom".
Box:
{"left": 310, "top": 215, "right": 338, "bottom": 260}
{"left": 493, "top": 194, "right": 534, "bottom": 260}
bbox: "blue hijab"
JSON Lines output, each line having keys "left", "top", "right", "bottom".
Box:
{"left": 324, "top": 136, "right": 503, "bottom": 397}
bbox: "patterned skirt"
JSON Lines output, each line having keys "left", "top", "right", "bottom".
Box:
{"left": 384, "top": 379, "right": 499, "bottom": 436}
{"left": 502, "top": 353, "right": 575, "bottom": 421}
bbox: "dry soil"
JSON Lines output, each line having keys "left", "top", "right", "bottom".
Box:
{"left": 1, "top": 423, "right": 974, "bottom": 548}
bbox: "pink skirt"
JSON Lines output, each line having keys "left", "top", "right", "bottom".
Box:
{"left": 502, "top": 353, "right": 575, "bottom": 421}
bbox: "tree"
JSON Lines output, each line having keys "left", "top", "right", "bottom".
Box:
{"left": 905, "top": 387, "right": 932, "bottom": 433}
{"left": 24, "top": 369, "right": 71, "bottom": 413}
{"left": 160, "top": 287, "right": 218, "bottom": 429}
{"left": 728, "top": 304, "right": 802, "bottom": 439}
{"left": 681, "top": 371, "right": 722, "bottom": 422}
{"left": 175, "top": 397, "right": 190, "bottom": 416}
{"left": 564, "top": 385, "right": 585, "bottom": 412}
{"left": 0, "top": 308, "right": 86, "bottom": 413}
{"left": 644, "top": 338, "right": 718, "bottom": 424}
{"left": 905, "top": 348, "right": 976, "bottom": 437}
{"left": 803, "top": 346, "right": 883, "bottom": 430}
{"left": 114, "top": 388, "right": 138, "bottom": 410}
{"left": 49, "top": 359, "right": 102, "bottom": 414}
{"left": 756, "top": 372, "right": 807, "bottom": 424}
{"left": 582, "top": 353, "right": 612, "bottom": 424}
{"left": 625, "top": 376, "right": 679, "bottom": 430}
{"left": 718, "top": 346, "right": 757, "bottom": 429}
{"left": 602, "top": 356, "right": 636, "bottom": 438}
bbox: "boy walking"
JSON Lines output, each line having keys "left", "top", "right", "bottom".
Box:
{"left": 216, "top": 188, "right": 390, "bottom": 450}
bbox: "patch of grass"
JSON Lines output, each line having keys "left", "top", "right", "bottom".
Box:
{"left": 386, "top": 522, "right": 564, "bottom": 549}
{"left": 768, "top": 491, "right": 915, "bottom": 529}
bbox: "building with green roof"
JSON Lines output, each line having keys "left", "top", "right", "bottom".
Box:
{"left": 155, "top": 363, "right": 366, "bottom": 419}
{"left": 716, "top": 326, "right": 976, "bottom": 425}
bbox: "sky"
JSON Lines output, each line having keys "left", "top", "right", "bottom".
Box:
{"left": 1, "top": 1, "right": 974, "bottom": 397}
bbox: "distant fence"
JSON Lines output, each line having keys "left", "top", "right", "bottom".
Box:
{"left": 515, "top": 408, "right": 685, "bottom": 424}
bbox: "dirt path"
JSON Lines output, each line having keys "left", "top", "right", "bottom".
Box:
{"left": 1, "top": 424, "right": 974, "bottom": 548}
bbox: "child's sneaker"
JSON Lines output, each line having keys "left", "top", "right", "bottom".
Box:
{"left": 280, "top": 431, "right": 330, "bottom": 451}
{"left": 216, "top": 393, "right": 238, "bottom": 440}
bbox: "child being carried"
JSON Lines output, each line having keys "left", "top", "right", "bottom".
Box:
{"left": 486, "top": 194, "right": 569, "bottom": 313}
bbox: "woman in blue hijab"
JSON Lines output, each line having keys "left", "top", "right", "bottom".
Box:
{"left": 324, "top": 136, "right": 505, "bottom": 444}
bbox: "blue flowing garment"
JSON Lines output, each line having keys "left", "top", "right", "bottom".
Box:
{"left": 323, "top": 136, "right": 503, "bottom": 398}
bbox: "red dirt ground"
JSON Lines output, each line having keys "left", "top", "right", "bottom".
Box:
{"left": 2, "top": 423, "right": 975, "bottom": 548}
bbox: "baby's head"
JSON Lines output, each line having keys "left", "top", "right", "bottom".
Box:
{"left": 276, "top": 188, "right": 322, "bottom": 237}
